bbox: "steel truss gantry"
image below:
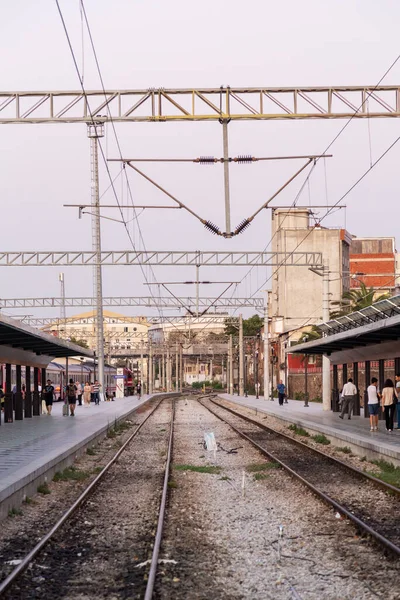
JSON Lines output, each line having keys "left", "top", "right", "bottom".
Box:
{"left": 19, "top": 315, "right": 238, "bottom": 327}
{"left": 0, "top": 250, "right": 322, "bottom": 267}
{"left": 0, "top": 296, "right": 263, "bottom": 309}
{"left": 1, "top": 86, "right": 400, "bottom": 123}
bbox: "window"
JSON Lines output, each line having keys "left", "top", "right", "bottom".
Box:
{"left": 124, "top": 327, "right": 128, "bottom": 332}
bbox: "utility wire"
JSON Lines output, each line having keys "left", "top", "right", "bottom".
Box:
{"left": 249, "top": 131, "right": 400, "bottom": 301}
{"left": 244, "top": 51, "right": 400, "bottom": 302}
{"left": 55, "top": 0, "right": 166, "bottom": 325}
{"left": 79, "top": 1, "right": 193, "bottom": 332}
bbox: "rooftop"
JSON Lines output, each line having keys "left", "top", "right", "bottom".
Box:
{"left": 0, "top": 313, "right": 93, "bottom": 359}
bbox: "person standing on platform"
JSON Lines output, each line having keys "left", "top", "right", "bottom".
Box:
{"left": 277, "top": 380, "right": 286, "bottom": 406}
{"left": 83, "top": 381, "right": 91, "bottom": 407}
{"left": 339, "top": 378, "right": 357, "bottom": 420}
{"left": 93, "top": 380, "right": 100, "bottom": 405}
{"left": 381, "top": 379, "right": 397, "bottom": 433}
{"left": 67, "top": 379, "right": 77, "bottom": 416}
{"left": 367, "top": 377, "right": 380, "bottom": 432}
{"left": 44, "top": 379, "right": 55, "bottom": 415}
{"left": 137, "top": 381, "right": 142, "bottom": 399}
{"left": 395, "top": 374, "right": 400, "bottom": 429}
{"left": 76, "top": 381, "right": 83, "bottom": 406}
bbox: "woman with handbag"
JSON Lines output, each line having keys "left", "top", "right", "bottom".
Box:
{"left": 381, "top": 379, "right": 398, "bottom": 433}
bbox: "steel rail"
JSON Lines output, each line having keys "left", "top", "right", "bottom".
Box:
{"left": 0, "top": 397, "right": 166, "bottom": 596}
{"left": 208, "top": 397, "right": 400, "bottom": 496}
{"left": 144, "top": 399, "right": 175, "bottom": 600}
{"left": 199, "top": 397, "right": 400, "bottom": 557}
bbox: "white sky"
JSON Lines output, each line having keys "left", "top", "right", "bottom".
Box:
{"left": 1, "top": 0, "right": 400, "bottom": 320}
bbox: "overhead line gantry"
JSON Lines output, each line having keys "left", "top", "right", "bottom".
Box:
{"left": 1, "top": 86, "right": 400, "bottom": 122}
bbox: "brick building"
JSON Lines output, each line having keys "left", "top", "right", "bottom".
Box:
{"left": 350, "top": 237, "right": 396, "bottom": 293}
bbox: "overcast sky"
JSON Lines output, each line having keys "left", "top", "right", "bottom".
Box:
{"left": 1, "top": 0, "right": 400, "bottom": 321}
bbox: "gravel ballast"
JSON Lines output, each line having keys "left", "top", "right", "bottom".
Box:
{"left": 156, "top": 397, "right": 400, "bottom": 600}
{"left": 1, "top": 400, "right": 173, "bottom": 599}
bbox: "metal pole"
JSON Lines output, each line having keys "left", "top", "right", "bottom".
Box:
{"left": 149, "top": 340, "right": 153, "bottom": 394}
{"left": 263, "top": 291, "right": 269, "bottom": 400}
{"left": 179, "top": 346, "right": 183, "bottom": 392}
{"left": 229, "top": 334, "right": 233, "bottom": 395}
{"left": 59, "top": 272, "right": 66, "bottom": 326}
{"left": 304, "top": 355, "right": 309, "bottom": 407}
{"left": 87, "top": 122, "right": 105, "bottom": 401}
{"left": 175, "top": 346, "right": 178, "bottom": 391}
{"left": 255, "top": 336, "right": 259, "bottom": 399}
{"left": 222, "top": 119, "right": 231, "bottom": 235}
{"left": 196, "top": 263, "right": 200, "bottom": 317}
{"left": 167, "top": 345, "right": 171, "bottom": 392}
{"left": 322, "top": 259, "right": 331, "bottom": 411}
{"left": 239, "top": 314, "right": 244, "bottom": 396}
{"left": 140, "top": 340, "right": 144, "bottom": 392}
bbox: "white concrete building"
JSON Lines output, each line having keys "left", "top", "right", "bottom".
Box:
{"left": 271, "top": 208, "right": 352, "bottom": 335}
{"left": 42, "top": 310, "right": 150, "bottom": 357}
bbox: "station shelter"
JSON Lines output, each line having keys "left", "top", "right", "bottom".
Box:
{"left": 0, "top": 313, "right": 93, "bottom": 424}
{"left": 289, "top": 295, "right": 400, "bottom": 417}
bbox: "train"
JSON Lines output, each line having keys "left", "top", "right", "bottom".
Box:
{"left": 0, "top": 362, "right": 133, "bottom": 400}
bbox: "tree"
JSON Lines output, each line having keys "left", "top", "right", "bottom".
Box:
{"left": 69, "top": 336, "right": 89, "bottom": 349}
{"left": 292, "top": 325, "right": 321, "bottom": 345}
{"left": 224, "top": 314, "right": 263, "bottom": 336}
{"left": 330, "top": 283, "right": 389, "bottom": 318}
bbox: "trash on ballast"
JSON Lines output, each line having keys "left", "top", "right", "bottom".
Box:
{"left": 204, "top": 432, "right": 217, "bottom": 452}
{"left": 335, "top": 512, "right": 342, "bottom": 519}
{"left": 6, "top": 559, "right": 22, "bottom": 566}
{"left": 135, "top": 558, "right": 178, "bottom": 569}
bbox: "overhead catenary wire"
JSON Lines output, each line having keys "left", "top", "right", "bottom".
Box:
{"left": 233, "top": 50, "right": 400, "bottom": 304}
{"left": 249, "top": 131, "right": 400, "bottom": 302}
{"left": 79, "top": 1, "right": 165, "bottom": 321}
{"left": 55, "top": 0, "right": 167, "bottom": 325}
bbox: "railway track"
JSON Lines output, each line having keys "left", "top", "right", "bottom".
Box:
{"left": 0, "top": 397, "right": 176, "bottom": 599}
{"left": 2, "top": 394, "right": 399, "bottom": 599}
{"left": 200, "top": 395, "right": 400, "bottom": 557}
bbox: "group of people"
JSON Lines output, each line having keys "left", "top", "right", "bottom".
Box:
{"left": 43, "top": 379, "right": 102, "bottom": 417}
{"left": 340, "top": 375, "right": 400, "bottom": 433}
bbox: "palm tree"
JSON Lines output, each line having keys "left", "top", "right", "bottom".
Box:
{"left": 330, "top": 282, "right": 389, "bottom": 318}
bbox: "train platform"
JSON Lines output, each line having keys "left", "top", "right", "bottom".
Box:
{"left": 0, "top": 394, "right": 163, "bottom": 520}
{"left": 218, "top": 394, "right": 400, "bottom": 466}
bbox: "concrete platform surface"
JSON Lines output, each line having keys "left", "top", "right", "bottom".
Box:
{"left": 0, "top": 395, "right": 154, "bottom": 509}
{"left": 218, "top": 394, "right": 400, "bottom": 464}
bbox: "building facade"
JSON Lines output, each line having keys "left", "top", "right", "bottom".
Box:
{"left": 271, "top": 207, "right": 352, "bottom": 335}
{"left": 350, "top": 236, "right": 397, "bottom": 293}
{"left": 42, "top": 310, "right": 150, "bottom": 359}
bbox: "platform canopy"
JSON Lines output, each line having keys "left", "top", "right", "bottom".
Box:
{"left": 289, "top": 295, "right": 400, "bottom": 365}
{"left": 0, "top": 313, "right": 93, "bottom": 365}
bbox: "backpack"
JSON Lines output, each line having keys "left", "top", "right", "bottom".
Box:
{"left": 67, "top": 384, "right": 76, "bottom": 398}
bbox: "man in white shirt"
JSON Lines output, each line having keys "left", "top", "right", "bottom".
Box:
{"left": 367, "top": 377, "right": 380, "bottom": 432}
{"left": 339, "top": 378, "right": 357, "bottom": 420}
